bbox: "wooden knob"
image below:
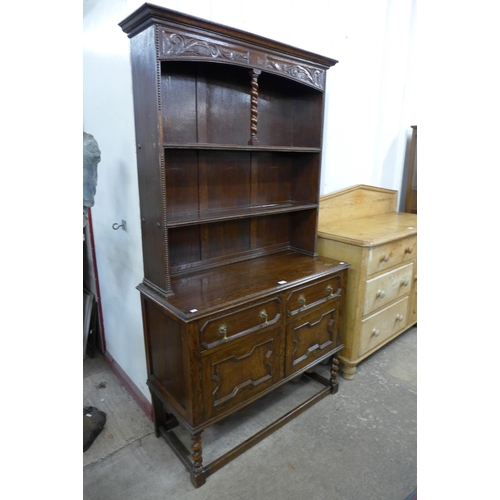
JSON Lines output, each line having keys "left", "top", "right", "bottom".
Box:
{"left": 372, "top": 329, "right": 380, "bottom": 337}
{"left": 405, "top": 246, "right": 413, "bottom": 254}
{"left": 376, "top": 290, "right": 386, "bottom": 298}
{"left": 401, "top": 278, "right": 409, "bottom": 287}
{"left": 381, "top": 254, "right": 390, "bottom": 262}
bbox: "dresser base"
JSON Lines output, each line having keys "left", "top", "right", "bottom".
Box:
{"left": 156, "top": 367, "right": 337, "bottom": 488}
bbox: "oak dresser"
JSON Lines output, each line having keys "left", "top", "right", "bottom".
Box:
{"left": 120, "top": 3, "right": 348, "bottom": 487}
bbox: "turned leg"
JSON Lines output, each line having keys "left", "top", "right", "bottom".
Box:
{"left": 190, "top": 433, "right": 206, "bottom": 488}
{"left": 341, "top": 362, "right": 357, "bottom": 380}
{"left": 330, "top": 355, "right": 340, "bottom": 393}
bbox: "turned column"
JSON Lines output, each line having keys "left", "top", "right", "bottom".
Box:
{"left": 190, "top": 433, "right": 206, "bottom": 487}
{"left": 248, "top": 69, "right": 261, "bottom": 145}
{"left": 330, "top": 355, "right": 340, "bottom": 392}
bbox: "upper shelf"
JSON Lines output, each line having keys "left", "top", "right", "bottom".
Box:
{"left": 163, "top": 143, "right": 321, "bottom": 153}
{"left": 166, "top": 202, "right": 318, "bottom": 227}
{"left": 161, "top": 61, "right": 325, "bottom": 148}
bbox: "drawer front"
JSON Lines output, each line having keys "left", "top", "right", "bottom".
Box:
{"left": 286, "top": 272, "right": 345, "bottom": 318}
{"left": 363, "top": 263, "right": 413, "bottom": 316}
{"left": 200, "top": 297, "right": 282, "bottom": 350}
{"left": 358, "top": 296, "right": 409, "bottom": 356}
{"left": 201, "top": 326, "right": 282, "bottom": 419}
{"left": 285, "top": 300, "right": 342, "bottom": 376}
{"left": 367, "top": 235, "right": 416, "bottom": 276}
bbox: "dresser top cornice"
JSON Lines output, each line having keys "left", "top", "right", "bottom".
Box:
{"left": 318, "top": 184, "right": 417, "bottom": 247}
{"left": 119, "top": 2, "right": 338, "bottom": 69}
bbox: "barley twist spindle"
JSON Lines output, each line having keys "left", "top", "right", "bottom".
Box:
{"left": 191, "top": 434, "right": 203, "bottom": 472}
{"left": 248, "top": 69, "right": 261, "bottom": 145}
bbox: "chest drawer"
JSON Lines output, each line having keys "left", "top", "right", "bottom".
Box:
{"left": 367, "top": 235, "right": 416, "bottom": 276}
{"left": 363, "top": 263, "right": 413, "bottom": 316}
{"left": 200, "top": 297, "right": 282, "bottom": 350}
{"left": 286, "top": 273, "right": 345, "bottom": 318}
{"left": 359, "top": 296, "right": 409, "bottom": 356}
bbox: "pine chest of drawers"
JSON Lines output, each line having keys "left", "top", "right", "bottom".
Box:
{"left": 316, "top": 185, "right": 417, "bottom": 379}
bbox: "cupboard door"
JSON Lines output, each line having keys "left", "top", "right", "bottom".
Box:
{"left": 201, "top": 326, "right": 282, "bottom": 420}
{"left": 285, "top": 301, "right": 341, "bottom": 376}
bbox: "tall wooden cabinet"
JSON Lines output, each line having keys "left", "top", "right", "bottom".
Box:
{"left": 120, "top": 4, "right": 348, "bottom": 488}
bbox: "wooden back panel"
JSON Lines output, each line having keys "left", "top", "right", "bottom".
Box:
{"left": 318, "top": 185, "right": 398, "bottom": 226}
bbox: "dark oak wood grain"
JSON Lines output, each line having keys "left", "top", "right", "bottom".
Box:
{"left": 120, "top": 3, "right": 345, "bottom": 487}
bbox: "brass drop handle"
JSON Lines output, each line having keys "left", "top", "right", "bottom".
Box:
{"left": 326, "top": 284, "right": 334, "bottom": 297}
{"left": 376, "top": 290, "right": 386, "bottom": 298}
{"left": 260, "top": 309, "right": 268, "bottom": 324}
{"left": 405, "top": 246, "right": 414, "bottom": 254}
{"left": 372, "top": 329, "right": 380, "bottom": 337}
{"left": 298, "top": 294, "right": 306, "bottom": 307}
{"left": 381, "top": 254, "right": 390, "bottom": 262}
{"left": 395, "top": 314, "right": 404, "bottom": 322}
{"left": 218, "top": 324, "right": 228, "bottom": 341}
{"left": 400, "top": 278, "right": 410, "bottom": 287}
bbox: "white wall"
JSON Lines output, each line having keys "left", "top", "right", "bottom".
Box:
{"left": 83, "top": 0, "right": 416, "bottom": 401}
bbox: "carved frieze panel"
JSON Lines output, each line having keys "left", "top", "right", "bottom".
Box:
{"left": 266, "top": 56, "right": 326, "bottom": 90}
{"left": 156, "top": 29, "right": 326, "bottom": 90}
{"left": 157, "top": 29, "right": 249, "bottom": 63}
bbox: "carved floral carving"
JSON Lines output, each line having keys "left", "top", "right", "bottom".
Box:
{"left": 266, "top": 57, "right": 325, "bottom": 89}
{"left": 159, "top": 31, "right": 249, "bottom": 63}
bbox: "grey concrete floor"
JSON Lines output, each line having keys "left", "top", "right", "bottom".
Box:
{"left": 83, "top": 326, "right": 417, "bottom": 500}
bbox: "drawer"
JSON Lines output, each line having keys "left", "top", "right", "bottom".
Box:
{"left": 201, "top": 326, "right": 283, "bottom": 419}
{"left": 286, "top": 273, "right": 345, "bottom": 318}
{"left": 358, "top": 296, "right": 409, "bottom": 356}
{"left": 285, "top": 300, "right": 343, "bottom": 376}
{"left": 363, "top": 263, "right": 413, "bottom": 316}
{"left": 367, "top": 235, "right": 416, "bottom": 276}
{"left": 200, "top": 297, "right": 282, "bottom": 350}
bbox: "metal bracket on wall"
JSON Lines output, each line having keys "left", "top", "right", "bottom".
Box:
{"left": 112, "top": 219, "right": 127, "bottom": 231}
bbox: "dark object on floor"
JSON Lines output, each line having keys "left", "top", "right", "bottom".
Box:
{"left": 405, "top": 488, "right": 417, "bottom": 500}
{"left": 84, "top": 406, "right": 106, "bottom": 452}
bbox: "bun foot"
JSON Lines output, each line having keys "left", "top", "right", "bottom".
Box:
{"left": 342, "top": 363, "right": 357, "bottom": 380}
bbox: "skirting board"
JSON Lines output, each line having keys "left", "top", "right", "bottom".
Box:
{"left": 103, "top": 350, "right": 153, "bottom": 421}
